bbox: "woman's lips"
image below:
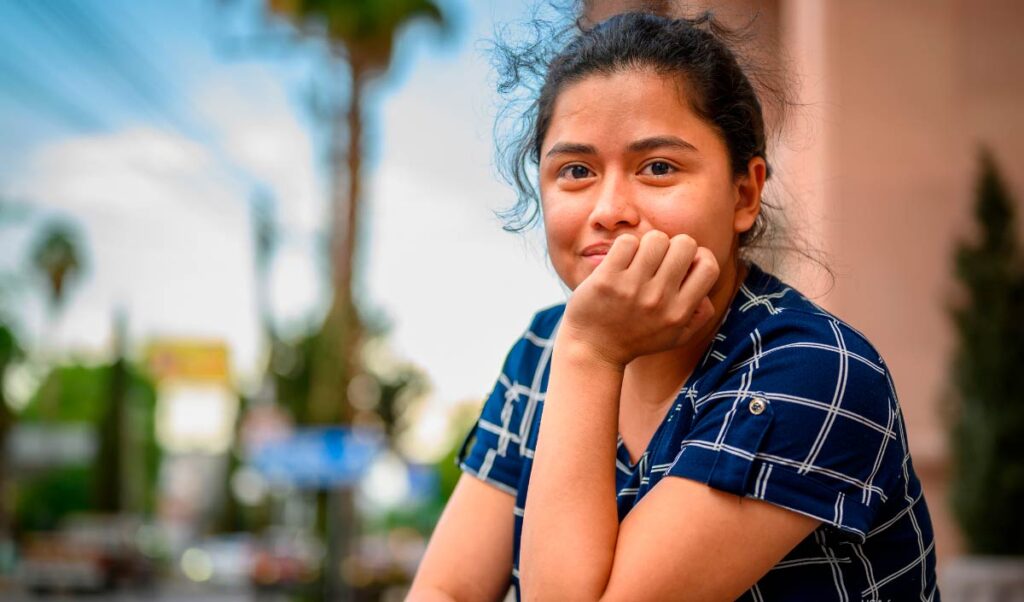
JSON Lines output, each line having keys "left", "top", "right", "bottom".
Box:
{"left": 581, "top": 241, "right": 614, "bottom": 266}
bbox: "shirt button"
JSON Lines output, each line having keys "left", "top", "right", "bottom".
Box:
{"left": 748, "top": 397, "right": 767, "bottom": 415}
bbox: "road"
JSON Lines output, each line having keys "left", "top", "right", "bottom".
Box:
{"left": 1, "top": 581, "right": 293, "bottom": 601}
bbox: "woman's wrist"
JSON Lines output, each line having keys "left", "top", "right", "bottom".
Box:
{"left": 554, "top": 327, "right": 628, "bottom": 374}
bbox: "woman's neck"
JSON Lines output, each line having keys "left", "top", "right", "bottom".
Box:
{"left": 621, "top": 258, "right": 749, "bottom": 413}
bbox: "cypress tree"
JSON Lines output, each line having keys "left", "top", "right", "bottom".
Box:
{"left": 949, "top": 150, "right": 1024, "bottom": 555}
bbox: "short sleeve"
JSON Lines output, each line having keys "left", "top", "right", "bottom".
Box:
{"left": 457, "top": 307, "right": 561, "bottom": 496}
{"left": 666, "top": 312, "right": 906, "bottom": 542}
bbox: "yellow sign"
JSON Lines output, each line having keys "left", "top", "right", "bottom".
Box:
{"left": 146, "top": 340, "right": 230, "bottom": 384}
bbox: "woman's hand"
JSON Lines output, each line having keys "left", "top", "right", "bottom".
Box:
{"left": 559, "top": 230, "right": 720, "bottom": 368}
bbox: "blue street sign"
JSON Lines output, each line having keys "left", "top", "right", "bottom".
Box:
{"left": 252, "top": 427, "right": 384, "bottom": 489}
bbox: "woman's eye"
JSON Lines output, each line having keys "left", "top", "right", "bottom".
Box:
{"left": 641, "top": 161, "right": 676, "bottom": 177}
{"left": 559, "top": 164, "right": 593, "bottom": 180}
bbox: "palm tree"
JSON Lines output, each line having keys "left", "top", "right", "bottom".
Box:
{"left": 266, "top": 0, "right": 447, "bottom": 426}
{"left": 30, "top": 221, "right": 85, "bottom": 423}
{"left": 30, "top": 221, "right": 84, "bottom": 313}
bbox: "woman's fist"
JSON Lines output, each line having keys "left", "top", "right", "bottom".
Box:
{"left": 559, "top": 230, "right": 720, "bottom": 368}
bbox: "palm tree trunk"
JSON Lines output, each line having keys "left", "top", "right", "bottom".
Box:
{"left": 309, "top": 59, "right": 367, "bottom": 426}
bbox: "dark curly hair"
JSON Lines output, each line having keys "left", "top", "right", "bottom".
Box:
{"left": 491, "top": 2, "right": 795, "bottom": 261}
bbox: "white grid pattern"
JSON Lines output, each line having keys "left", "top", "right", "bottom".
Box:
{"left": 458, "top": 265, "right": 938, "bottom": 601}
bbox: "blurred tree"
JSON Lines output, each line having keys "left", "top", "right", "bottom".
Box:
{"left": 0, "top": 200, "right": 28, "bottom": 540}
{"left": 270, "top": 317, "right": 429, "bottom": 447}
{"left": 370, "top": 364, "right": 428, "bottom": 445}
{"left": 95, "top": 312, "right": 129, "bottom": 513}
{"left": 251, "top": 189, "right": 278, "bottom": 342}
{"left": 262, "top": 320, "right": 429, "bottom": 599}
{"left": 264, "top": 0, "right": 447, "bottom": 425}
{"left": 30, "top": 221, "right": 84, "bottom": 312}
{"left": 16, "top": 362, "right": 161, "bottom": 531}
{"left": 214, "top": 191, "right": 280, "bottom": 535}
{"left": 1, "top": 212, "right": 89, "bottom": 539}
{"left": 0, "top": 322, "right": 24, "bottom": 539}
{"left": 270, "top": 328, "right": 318, "bottom": 424}
{"left": 949, "top": 150, "right": 1024, "bottom": 555}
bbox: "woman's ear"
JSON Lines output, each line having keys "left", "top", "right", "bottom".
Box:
{"left": 733, "top": 156, "right": 767, "bottom": 234}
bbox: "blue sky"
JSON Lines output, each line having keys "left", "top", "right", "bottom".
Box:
{"left": 0, "top": 0, "right": 568, "bottom": 438}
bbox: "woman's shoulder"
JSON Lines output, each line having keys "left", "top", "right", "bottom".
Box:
{"left": 708, "top": 265, "right": 899, "bottom": 427}
{"left": 525, "top": 302, "right": 566, "bottom": 339}
{"left": 495, "top": 303, "right": 566, "bottom": 381}
{"left": 733, "top": 264, "right": 888, "bottom": 371}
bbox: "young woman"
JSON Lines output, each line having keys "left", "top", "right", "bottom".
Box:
{"left": 409, "top": 9, "right": 939, "bottom": 602}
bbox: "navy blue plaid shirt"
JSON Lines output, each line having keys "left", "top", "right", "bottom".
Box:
{"left": 458, "top": 263, "right": 939, "bottom": 601}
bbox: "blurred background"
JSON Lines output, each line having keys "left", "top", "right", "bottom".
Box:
{"left": 0, "top": 0, "right": 1021, "bottom": 600}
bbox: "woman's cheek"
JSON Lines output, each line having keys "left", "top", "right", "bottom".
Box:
{"left": 542, "top": 203, "right": 581, "bottom": 245}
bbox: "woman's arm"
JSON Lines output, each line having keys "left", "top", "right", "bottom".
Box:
{"left": 524, "top": 333, "right": 820, "bottom": 600}
{"left": 518, "top": 337, "right": 622, "bottom": 600}
{"left": 407, "top": 473, "right": 516, "bottom": 602}
{"left": 520, "top": 233, "right": 819, "bottom": 600}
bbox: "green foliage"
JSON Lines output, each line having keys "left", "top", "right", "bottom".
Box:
{"left": 16, "top": 467, "right": 92, "bottom": 532}
{"left": 949, "top": 150, "right": 1024, "bottom": 555}
{"left": 0, "top": 319, "right": 23, "bottom": 461}
{"left": 0, "top": 322, "right": 23, "bottom": 369}
{"left": 269, "top": 331, "right": 319, "bottom": 425}
{"left": 21, "top": 364, "right": 110, "bottom": 422}
{"left": 15, "top": 362, "right": 162, "bottom": 530}
{"left": 268, "top": 0, "right": 446, "bottom": 69}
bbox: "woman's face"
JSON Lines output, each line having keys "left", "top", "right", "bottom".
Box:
{"left": 539, "top": 69, "right": 764, "bottom": 292}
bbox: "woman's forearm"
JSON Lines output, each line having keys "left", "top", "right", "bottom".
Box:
{"left": 520, "top": 331, "right": 624, "bottom": 601}
{"left": 405, "top": 585, "right": 459, "bottom": 602}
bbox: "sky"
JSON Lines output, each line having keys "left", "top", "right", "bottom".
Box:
{"left": 0, "top": 0, "right": 569, "bottom": 433}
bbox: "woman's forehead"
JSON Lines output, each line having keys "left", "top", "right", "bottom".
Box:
{"left": 542, "top": 70, "right": 712, "bottom": 153}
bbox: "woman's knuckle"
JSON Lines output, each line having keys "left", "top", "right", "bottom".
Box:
{"left": 639, "top": 290, "right": 662, "bottom": 310}
{"left": 611, "top": 282, "right": 632, "bottom": 299}
{"left": 667, "top": 306, "right": 688, "bottom": 325}
{"left": 675, "top": 234, "right": 696, "bottom": 250}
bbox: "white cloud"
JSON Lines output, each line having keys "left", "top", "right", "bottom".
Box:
{"left": 2, "top": 0, "right": 571, "bottom": 411}
{"left": 364, "top": 157, "right": 565, "bottom": 406}
{"left": 361, "top": 1, "right": 569, "bottom": 406}
{"left": 193, "top": 65, "right": 326, "bottom": 237}
{"left": 10, "top": 127, "right": 262, "bottom": 381}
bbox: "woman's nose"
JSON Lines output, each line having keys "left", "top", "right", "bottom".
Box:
{"left": 588, "top": 173, "right": 639, "bottom": 231}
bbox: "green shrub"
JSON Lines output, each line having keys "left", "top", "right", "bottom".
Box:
{"left": 949, "top": 150, "right": 1024, "bottom": 555}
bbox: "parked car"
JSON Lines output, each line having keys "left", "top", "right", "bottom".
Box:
{"left": 17, "top": 514, "right": 156, "bottom": 595}
{"left": 250, "top": 527, "right": 322, "bottom": 590}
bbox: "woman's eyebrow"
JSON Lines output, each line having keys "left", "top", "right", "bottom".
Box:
{"left": 627, "top": 135, "right": 698, "bottom": 153}
{"left": 544, "top": 136, "right": 697, "bottom": 159}
{"left": 545, "top": 142, "right": 598, "bottom": 158}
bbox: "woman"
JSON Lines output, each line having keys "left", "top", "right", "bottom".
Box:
{"left": 409, "top": 9, "right": 939, "bottom": 601}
